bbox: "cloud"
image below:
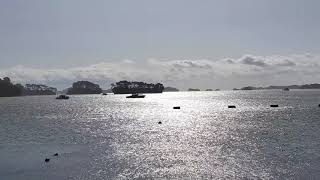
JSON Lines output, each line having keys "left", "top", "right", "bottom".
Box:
{"left": 0, "top": 54, "right": 319, "bottom": 90}
{"left": 240, "top": 55, "right": 269, "bottom": 67}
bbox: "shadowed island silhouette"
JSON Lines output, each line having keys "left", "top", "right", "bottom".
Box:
{"left": 1, "top": 76, "right": 320, "bottom": 97}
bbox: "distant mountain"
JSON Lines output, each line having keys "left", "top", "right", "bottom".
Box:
{"left": 188, "top": 88, "right": 200, "bottom": 91}
{"left": 164, "top": 87, "right": 179, "bottom": 92}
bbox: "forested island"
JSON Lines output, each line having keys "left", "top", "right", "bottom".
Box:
{"left": 237, "top": 83, "right": 320, "bottom": 90}
{"left": 111, "top": 81, "right": 164, "bottom": 94}
{"left": 22, "top": 84, "right": 57, "bottom": 95}
{"left": 164, "top": 87, "right": 179, "bottom": 92}
{"left": 188, "top": 88, "right": 200, "bottom": 91}
{"left": 67, "top": 81, "right": 102, "bottom": 94}
{"left": 0, "top": 77, "right": 23, "bottom": 97}
{"left": 0, "top": 77, "right": 58, "bottom": 97}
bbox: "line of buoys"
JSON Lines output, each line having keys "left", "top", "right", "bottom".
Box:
{"left": 172, "top": 104, "right": 319, "bottom": 110}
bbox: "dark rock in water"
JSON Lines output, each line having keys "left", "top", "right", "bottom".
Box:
{"left": 270, "top": 105, "right": 279, "bottom": 107}
{"left": 45, "top": 158, "right": 50, "bottom": 162}
{"left": 158, "top": 121, "right": 162, "bottom": 124}
{"left": 53, "top": 153, "right": 58, "bottom": 156}
{"left": 173, "top": 106, "right": 180, "bottom": 109}
{"left": 228, "top": 105, "right": 236, "bottom": 108}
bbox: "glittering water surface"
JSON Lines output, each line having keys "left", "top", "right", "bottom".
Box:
{"left": 1, "top": 90, "right": 320, "bottom": 179}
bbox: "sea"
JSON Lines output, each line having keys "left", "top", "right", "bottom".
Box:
{"left": 0, "top": 90, "right": 320, "bottom": 179}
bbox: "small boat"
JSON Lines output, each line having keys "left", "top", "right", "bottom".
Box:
{"left": 283, "top": 88, "right": 290, "bottom": 91}
{"left": 102, "top": 93, "right": 108, "bottom": 95}
{"left": 126, "top": 93, "right": 145, "bottom": 98}
{"left": 56, "top": 95, "right": 69, "bottom": 100}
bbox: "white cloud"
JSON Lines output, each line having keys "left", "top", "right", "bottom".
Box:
{"left": 0, "top": 54, "right": 319, "bottom": 90}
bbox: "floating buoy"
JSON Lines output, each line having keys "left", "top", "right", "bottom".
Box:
{"left": 228, "top": 105, "right": 236, "bottom": 108}
{"left": 173, "top": 106, "right": 180, "bottom": 109}
{"left": 45, "top": 158, "right": 50, "bottom": 162}
{"left": 318, "top": 104, "right": 320, "bottom": 107}
{"left": 53, "top": 153, "right": 58, "bottom": 156}
{"left": 158, "top": 121, "right": 162, "bottom": 124}
{"left": 270, "top": 105, "right": 279, "bottom": 107}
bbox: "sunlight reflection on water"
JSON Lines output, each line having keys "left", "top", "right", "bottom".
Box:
{"left": 1, "top": 90, "right": 320, "bottom": 179}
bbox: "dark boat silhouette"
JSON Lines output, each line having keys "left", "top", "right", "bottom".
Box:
{"left": 102, "top": 93, "right": 107, "bottom": 95}
{"left": 56, "top": 95, "right": 69, "bottom": 99}
{"left": 126, "top": 93, "right": 145, "bottom": 98}
{"left": 283, "top": 88, "right": 290, "bottom": 91}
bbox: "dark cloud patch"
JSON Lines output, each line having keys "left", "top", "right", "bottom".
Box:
{"left": 241, "top": 56, "right": 268, "bottom": 67}
{"left": 171, "top": 60, "right": 212, "bottom": 69}
{"left": 226, "top": 59, "right": 235, "bottom": 64}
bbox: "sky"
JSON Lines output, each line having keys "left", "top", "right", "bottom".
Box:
{"left": 0, "top": 0, "right": 320, "bottom": 90}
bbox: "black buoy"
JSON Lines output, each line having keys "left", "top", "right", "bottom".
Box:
{"left": 158, "top": 121, "right": 162, "bottom": 124}
{"left": 318, "top": 104, "right": 320, "bottom": 107}
{"left": 270, "top": 105, "right": 279, "bottom": 108}
{"left": 173, "top": 106, "right": 180, "bottom": 109}
{"left": 53, "top": 153, "right": 59, "bottom": 156}
{"left": 45, "top": 158, "right": 50, "bottom": 162}
{"left": 228, "top": 105, "right": 236, "bottom": 108}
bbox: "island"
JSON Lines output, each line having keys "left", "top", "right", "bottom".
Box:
{"left": 22, "top": 84, "right": 57, "bottom": 95}
{"left": 236, "top": 83, "right": 320, "bottom": 90}
{"left": 0, "top": 77, "right": 23, "bottom": 97}
{"left": 67, "top": 81, "right": 102, "bottom": 94}
{"left": 111, "top": 81, "right": 164, "bottom": 94}
{"left": 164, "top": 87, "right": 179, "bottom": 92}
{"left": 188, "top": 88, "right": 200, "bottom": 91}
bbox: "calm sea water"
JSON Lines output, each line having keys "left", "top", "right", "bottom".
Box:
{"left": 0, "top": 90, "right": 320, "bottom": 179}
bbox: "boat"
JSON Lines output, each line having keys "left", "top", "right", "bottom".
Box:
{"left": 283, "top": 88, "right": 290, "bottom": 91}
{"left": 56, "top": 95, "right": 70, "bottom": 99}
{"left": 126, "top": 93, "right": 145, "bottom": 98}
{"left": 102, "top": 93, "right": 108, "bottom": 95}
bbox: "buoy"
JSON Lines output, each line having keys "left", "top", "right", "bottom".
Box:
{"left": 53, "top": 153, "right": 58, "bottom": 156}
{"left": 173, "top": 106, "right": 180, "bottom": 109}
{"left": 228, "top": 105, "right": 236, "bottom": 108}
{"left": 45, "top": 158, "right": 50, "bottom": 162}
{"left": 270, "top": 105, "right": 279, "bottom": 107}
{"left": 318, "top": 104, "right": 320, "bottom": 107}
{"left": 158, "top": 121, "right": 162, "bottom": 124}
